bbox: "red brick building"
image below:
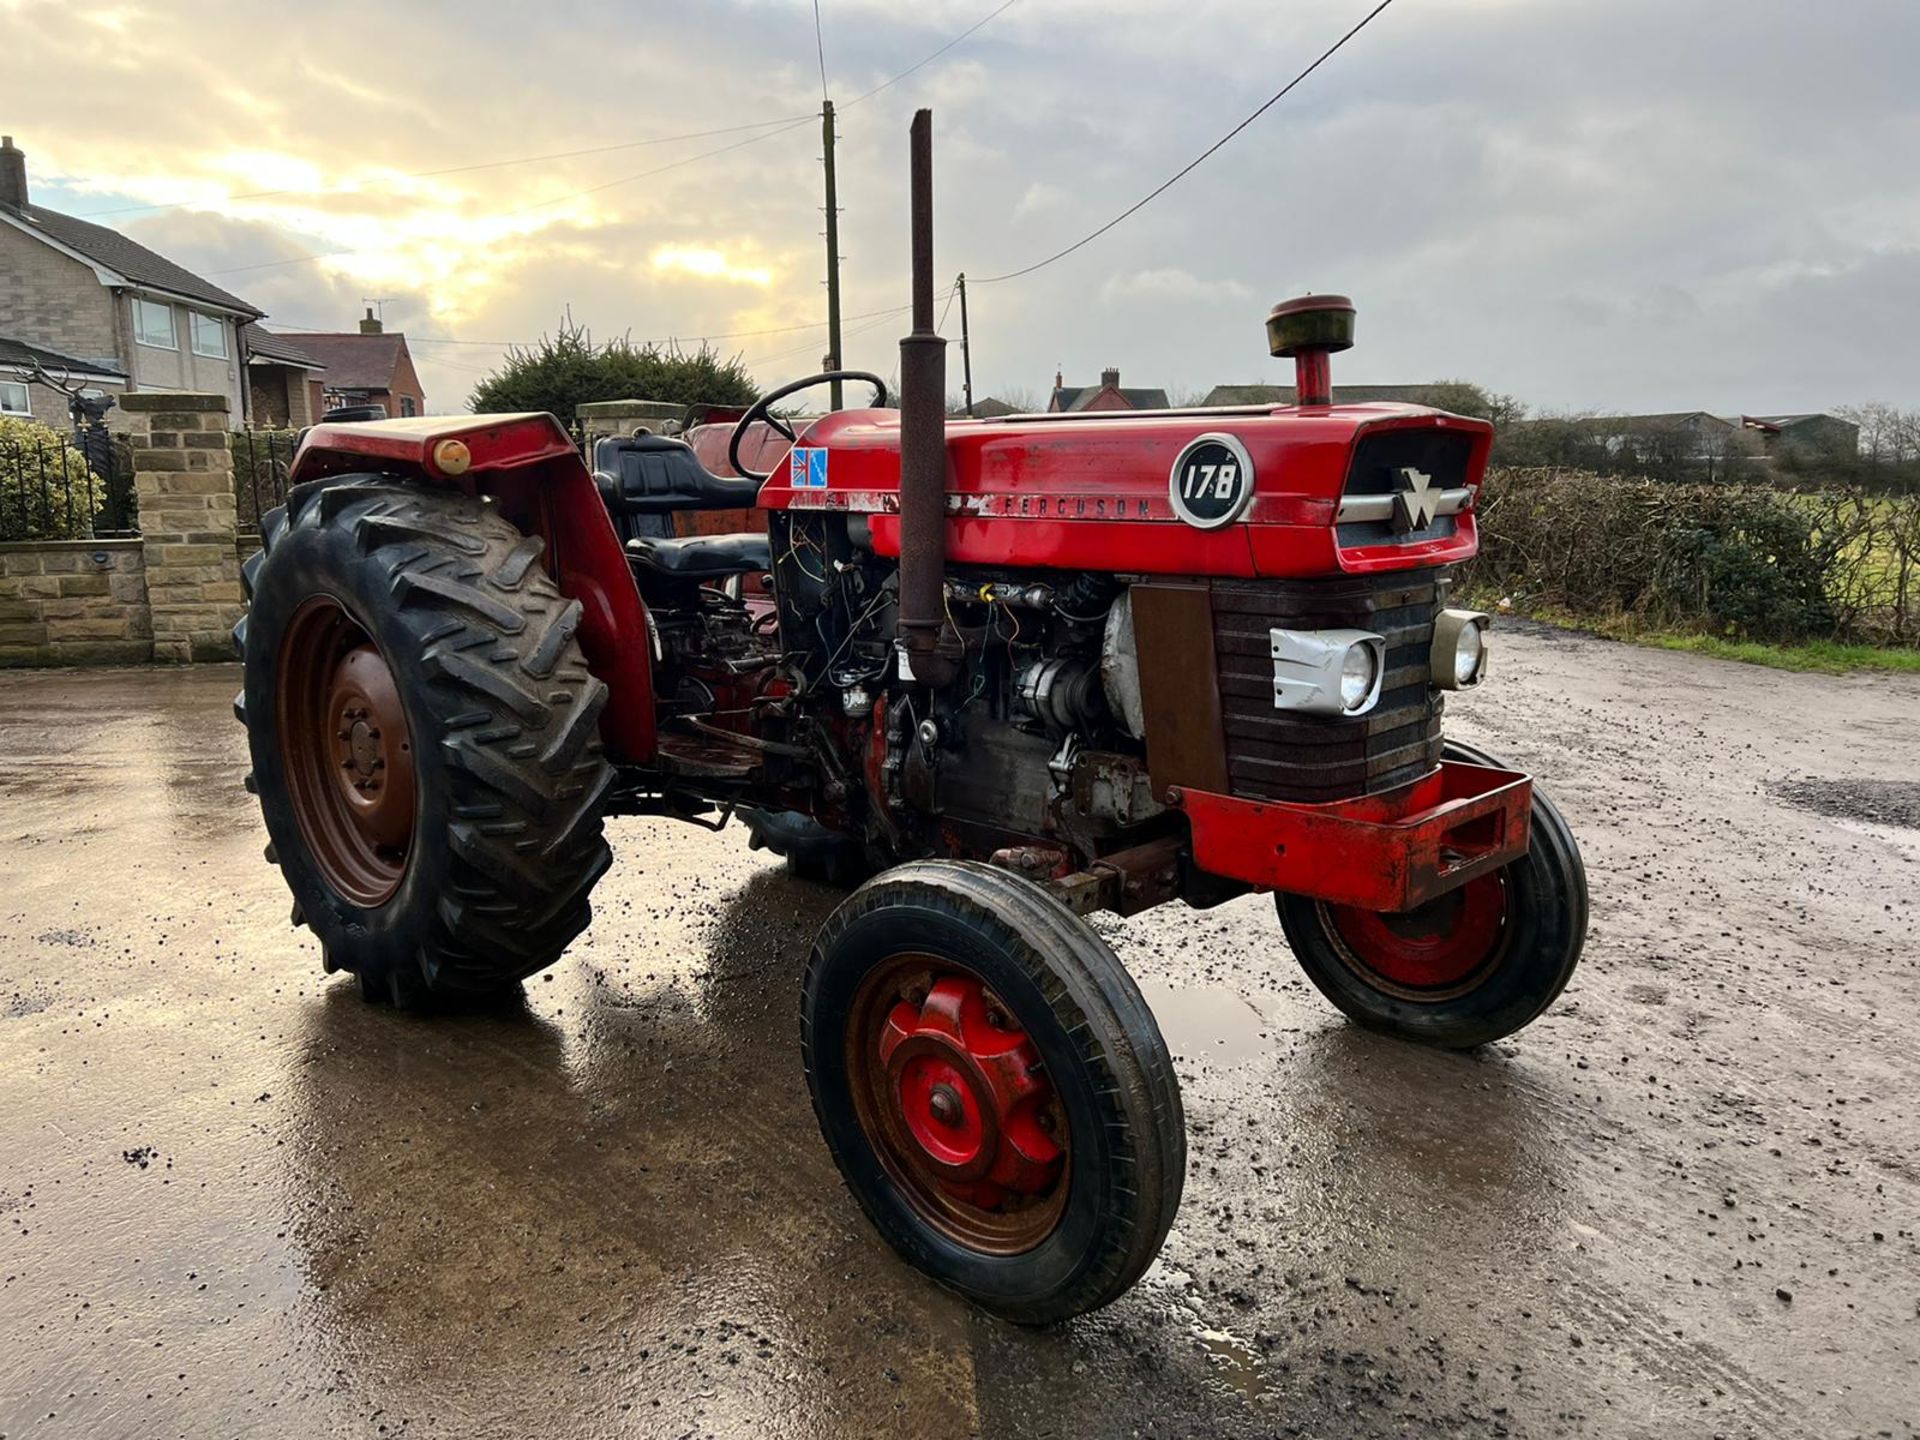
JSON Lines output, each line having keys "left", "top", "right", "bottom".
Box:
{"left": 292, "top": 309, "right": 427, "bottom": 417}
{"left": 1048, "top": 366, "right": 1169, "bottom": 413}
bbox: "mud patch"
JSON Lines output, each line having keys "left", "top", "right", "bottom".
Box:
{"left": 1773, "top": 777, "right": 1920, "bottom": 831}
{"left": 5, "top": 987, "right": 52, "bottom": 1019}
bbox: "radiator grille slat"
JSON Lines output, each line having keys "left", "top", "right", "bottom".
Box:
{"left": 1210, "top": 568, "right": 1447, "bottom": 803}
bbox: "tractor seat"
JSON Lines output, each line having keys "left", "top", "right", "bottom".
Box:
{"left": 593, "top": 434, "right": 762, "bottom": 513}
{"left": 626, "top": 532, "right": 772, "bottom": 581}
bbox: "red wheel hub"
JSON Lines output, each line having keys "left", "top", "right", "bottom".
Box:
{"left": 848, "top": 959, "right": 1069, "bottom": 1254}
{"left": 277, "top": 597, "right": 417, "bottom": 908}
{"left": 1326, "top": 869, "right": 1510, "bottom": 994}
{"left": 879, "top": 976, "right": 1063, "bottom": 1211}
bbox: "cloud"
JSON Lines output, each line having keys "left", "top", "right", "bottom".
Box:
{"left": 1, "top": 0, "right": 1915, "bottom": 414}
{"left": 648, "top": 246, "right": 777, "bottom": 289}
{"left": 1100, "top": 269, "right": 1252, "bottom": 305}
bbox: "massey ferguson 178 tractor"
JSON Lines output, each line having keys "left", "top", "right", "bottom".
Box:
{"left": 234, "top": 113, "right": 1586, "bottom": 1323}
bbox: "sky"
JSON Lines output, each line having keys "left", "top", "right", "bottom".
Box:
{"left": 4, "top": 0, "right": 1916, "bottom": 419}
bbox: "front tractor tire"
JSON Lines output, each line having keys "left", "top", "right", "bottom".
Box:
{"left": 802, "top": 861, "right": 1185, "bottom": 1325}
{"left": 1276, "top": 741, "right": 1589, "bottom": 1049}
{"left": 235, "top": 479, "right": 614, "bottom": 1006}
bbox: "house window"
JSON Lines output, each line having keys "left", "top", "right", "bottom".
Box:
{"left": 0, "top": 380, "right": 30, "bottom": 416}
{"left": 190, "top": 311, "right": 228, "bottom": 359}
{"left": 400, "top": 396, "right": 416, "bottom": 417}
{"left": 134, "top": 297, "right": 176, "bottom": 349}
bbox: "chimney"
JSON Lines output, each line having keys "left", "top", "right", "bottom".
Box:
{"left": 1101, "top": 366, "right": 1120, "bottom": 390}
{"left": 358, "top": 306, "right": 383, "bottom": 335}
{"left": 0, "top": 137, "right": 27, "bottom": 210}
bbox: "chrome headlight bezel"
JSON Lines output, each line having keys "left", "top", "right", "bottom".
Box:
{"left": 1270, "top": 627, "right": 1387, "bottom": 716}
{"left": 1431, "top": 608, "right": 1490, "bottom": 690}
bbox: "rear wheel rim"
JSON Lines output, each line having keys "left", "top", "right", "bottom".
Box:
{"left": 847, "top": 955, "right": 1069, "bottom": 1256}
{"left": 1321, "top": 870, "right": 1511, "bottom": 1001}
{"left": 277, "top": 596, "right": 417, "bottom": 907}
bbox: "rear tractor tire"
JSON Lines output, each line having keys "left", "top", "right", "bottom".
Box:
{"left": 802, "top": 861, "right": 1185, "bottom": 1324}
{"left": 1275, "top": 740, "right": 1588, "bottom": 1048}
{"left": 234, "top": 478, "right": 615, "bottom": 1006}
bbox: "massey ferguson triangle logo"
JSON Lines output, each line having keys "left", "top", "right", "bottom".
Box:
{"left": 1392, "top": 467, "right": 1441, "bottom": 532}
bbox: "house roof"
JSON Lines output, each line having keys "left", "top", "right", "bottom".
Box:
{"left": 1603, "top": 411, "right": 1737, "bottom": 429}
{"left": 1748, "top": 413, "right": 1838, "bottom": 428}
{"left": 2, "top": 202, "right": 262, "bottom": 317}
{"left": 287, "top": 332, "right": 408, "bottom": 391}
{"left": 242, "top": 324, "right": 326, "bottom": 371}
{"left": 1051, "top": 383, "right": 1172, "bottom": 412}
{"left": 0, "top": 334, "right": 128, "bottom": 382}
{"left": 969, "top": 396, "right": 1021, "bottom": 418}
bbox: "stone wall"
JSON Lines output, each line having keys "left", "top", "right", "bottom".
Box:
{"left": 122, "top": 392, "right": 243, "bottom": 663}
{"left": 0, "top": 390, "right": 244, "bottom": 668}
{"left": 576, "top": 398, "right": 685, "bottom": 442}
{"left": 0, "top": 538, "right": 149, "bottom": 664}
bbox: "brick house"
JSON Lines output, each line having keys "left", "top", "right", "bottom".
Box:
{"left": 240, "top": 324, "right": 327, "bottom": 429}
{"left": 293, "top": 310, "right": 427, "bottom": 417}
{"left": 1049, "top": 366, "right": 1169, "bottom": 413}
{"left": 0, "top": 136, "right": 263, "bottom": 427}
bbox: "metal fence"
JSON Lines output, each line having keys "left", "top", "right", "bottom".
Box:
{"left": 232, "top": 429, "right": 299, "bottom": 534}
{"left": 0, "top": 422, "right": 135, "bottom": 541}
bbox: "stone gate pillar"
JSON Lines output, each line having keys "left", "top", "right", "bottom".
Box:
{"left": 121, "top": 392, "right": 243, "bottom": 663}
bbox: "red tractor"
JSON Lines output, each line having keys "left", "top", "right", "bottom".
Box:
{"left": 234, "top": 113, "right": 1585, "bottom": 1324}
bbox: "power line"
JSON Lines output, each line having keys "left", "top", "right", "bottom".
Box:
{"left": 70, "top": 116, "right": 814, "bottom": 220}
{"left": 973, "top": 0, "right": 1397, "bottom": 285}
{"left": 192, "top": 0, "right": 1019, "bottom": 282}
{"left": 841, "top": 0, "right": 1019, "bottom": 111}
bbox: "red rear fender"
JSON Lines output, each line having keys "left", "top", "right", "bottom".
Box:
{"left": 287, "top": 413, "right": 656, "bottom": 763}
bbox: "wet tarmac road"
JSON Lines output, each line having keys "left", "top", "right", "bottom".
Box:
{"left": 1, "top": 626, "right": 1916, "bottom": 1439}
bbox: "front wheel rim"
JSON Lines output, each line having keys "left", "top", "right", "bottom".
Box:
{"left": 276, "top": 596, "right": 417, "bottom": 907}
{"left": 846, "top": 955, "right": 1069, "bottom": 1256}
{"left": 1321, "top": 869, "right": 1511, "bottom": 1001}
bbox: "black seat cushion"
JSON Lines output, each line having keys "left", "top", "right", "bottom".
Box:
{"left": 626, "top": 532, "right": 772, "bottom": 581}
{"left": 593, "top": 434, "right": 762, "bottom": 513}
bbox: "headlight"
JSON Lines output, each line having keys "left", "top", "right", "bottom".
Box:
{"left": 1431, "top": 609, "right": 1490, "bottom": 690}
{"left": 1340, "top": 644, "right": 1378, "bottom": 711}
{"left": 1270, "top": 628, "right": 1385, "bottom": 716}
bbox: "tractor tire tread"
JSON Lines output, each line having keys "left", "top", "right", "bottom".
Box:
{"left": 803, "top": 860, "right": 1184, "bottom": 1324}
{"left": 236, "top": 478, "right": 613, "bottom": 1003}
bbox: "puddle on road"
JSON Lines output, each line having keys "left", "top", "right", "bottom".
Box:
{"left": 1144, "top": 1257, "right": 1270, "bottom": 1402}
{"left": 1191, "top": 1323, "right": 1267, "bottom": 1402}
{"left": 1137, "top": 979, "right": 1273, "bottom": 1066}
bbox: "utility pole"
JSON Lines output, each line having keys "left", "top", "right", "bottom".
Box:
{"left": 956, "top": 272, "right": 974, "bottom": 417}
{"left": 822, "top": 99, "right": 844, "bottom": 411}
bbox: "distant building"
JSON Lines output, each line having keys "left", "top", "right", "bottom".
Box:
{"left": 289, "top": 309, "right": 427, "bottom": 417}
{"left": 1049, "top": 367, "right": 1169, "bottom": 413}
{"left": 1742, "top": 413, "right": 1859, "bottom": 461}
{"left": 968, "top": 396, "right": 1022, "bottom": 418}
{"left": 240, "top": 325, "right": 326, "bottom": 429}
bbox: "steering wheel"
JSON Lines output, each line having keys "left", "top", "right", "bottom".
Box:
{"left": 727, "top": 370, "right": 889, "bottom": 483}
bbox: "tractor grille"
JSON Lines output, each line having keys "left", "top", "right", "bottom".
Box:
{"left": 1210, "top": 568, "right": 1447, "bottom": 803}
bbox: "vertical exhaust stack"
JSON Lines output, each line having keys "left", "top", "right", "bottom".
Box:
{"left": 896, "top": 109, "right": 958, "bottom": 688}
{"left": 1266, "top": 294, "right": 1355, "bottom": 408}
